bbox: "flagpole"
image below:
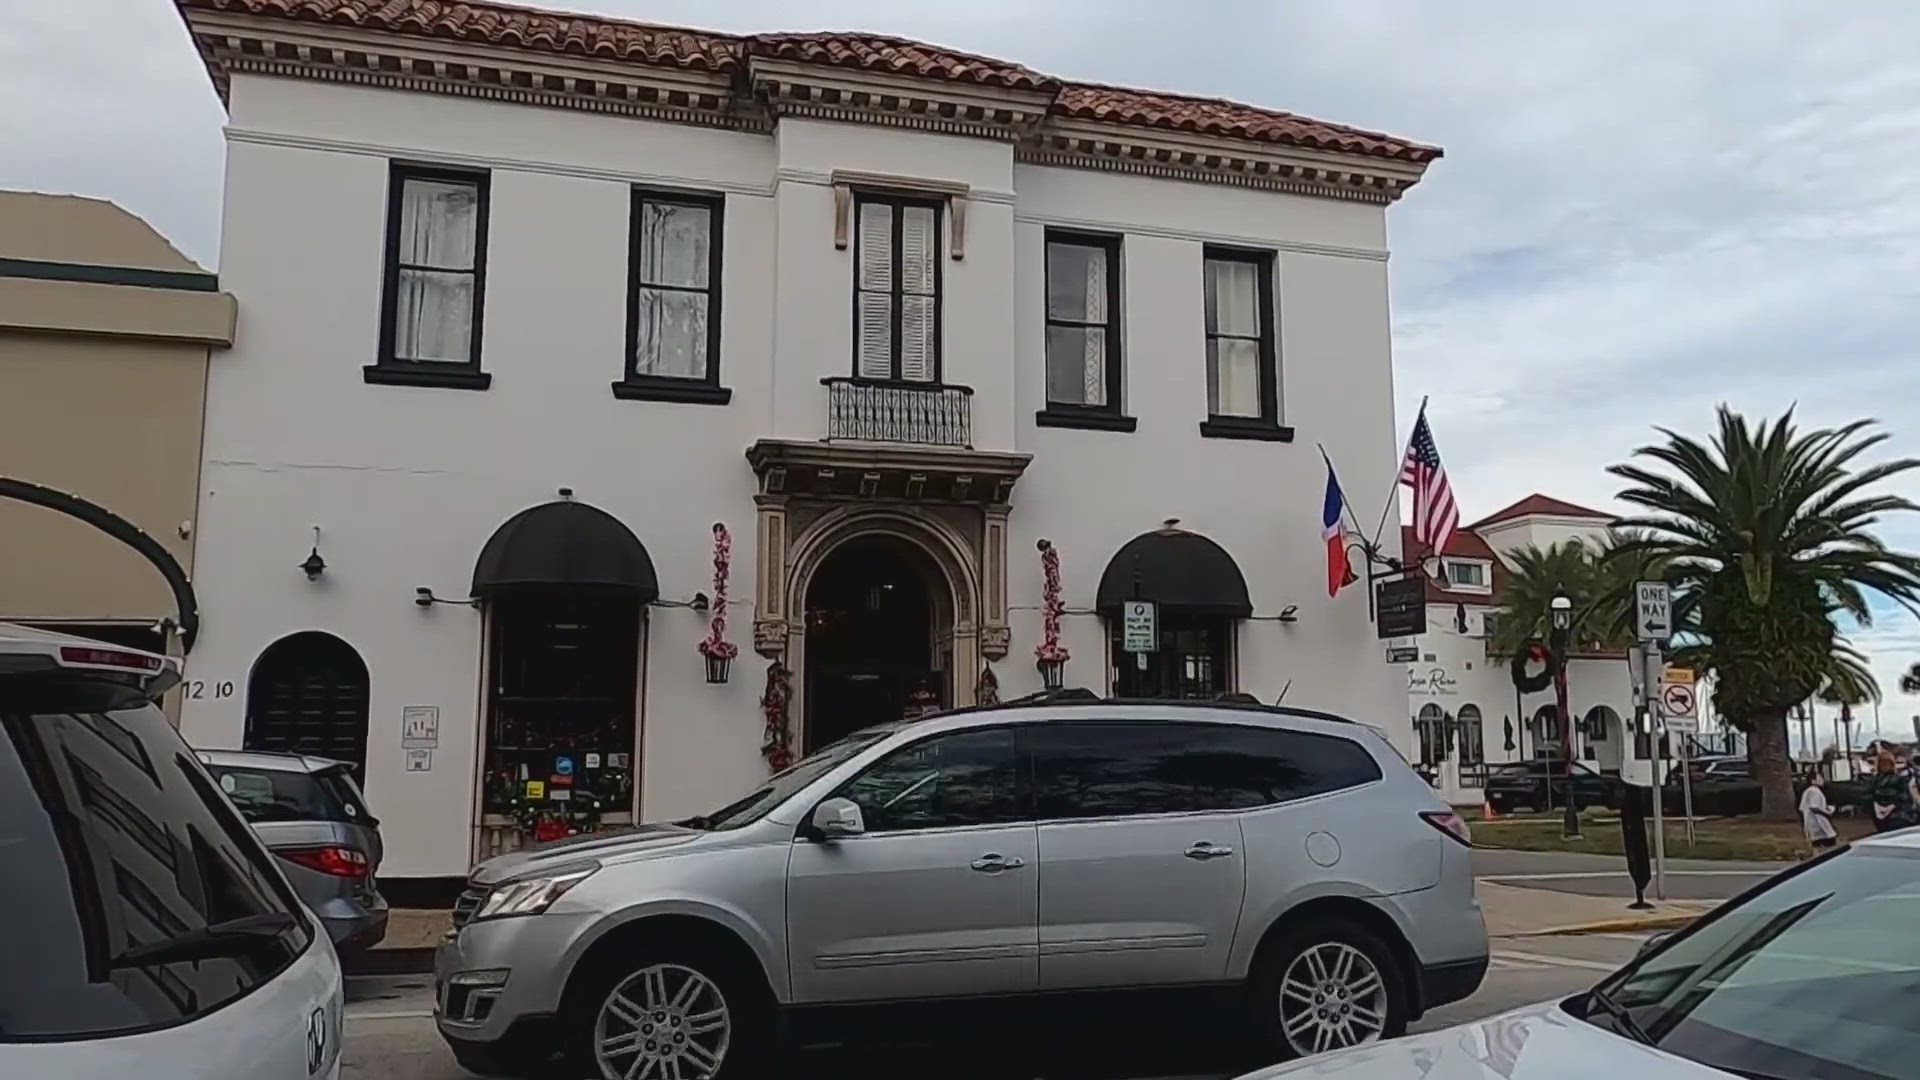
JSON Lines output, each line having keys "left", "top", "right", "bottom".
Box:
{"left": 1372, "top": 395, "right": 1426, "bottom": 552}
{"left": 1315, "top": 443, "right": 1369, "bottom": 539}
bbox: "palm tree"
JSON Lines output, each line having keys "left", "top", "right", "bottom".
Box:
{"left": 1610, "top": 407, "right": 1920, "bottom": 820}
{"left": 1493, "top": 534, "right": 1656, "bottom": 650}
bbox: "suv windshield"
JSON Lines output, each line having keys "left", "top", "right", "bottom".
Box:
{"left": 206, "top": 762, "right": 373, "bottom": 824}
{"left": 694, "top": 729, "right": 891, "bottom": 831}
{"left": 1589, "top": 843, "right": 1918, "bottom": 1078}
{"left": 0, "top": 675, "right": 313, "bottom": 1041}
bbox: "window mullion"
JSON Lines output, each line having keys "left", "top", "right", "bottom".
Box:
{"left": 890, "top": 201, "right": 905, "bottom": 379}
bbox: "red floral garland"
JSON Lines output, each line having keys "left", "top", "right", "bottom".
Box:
{"left": 761, "top": 661, "right": 793, "bottom": 771}
{"left": 1034, "top": 539, "right": 1070, "bottom": 664}
{"left": 697, "top": 523, "right": 739, "bottom": 663}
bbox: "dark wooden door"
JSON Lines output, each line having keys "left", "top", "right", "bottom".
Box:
{"left": 245, "top": 632, "right": 371, "bottom": 771}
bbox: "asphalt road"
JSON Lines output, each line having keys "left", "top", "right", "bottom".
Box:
{"left": 1470, "top": 846, "right": 1782, "bottom": 900}
{"left": 341, "top": 934, "right": 1647, "bottom": 1079}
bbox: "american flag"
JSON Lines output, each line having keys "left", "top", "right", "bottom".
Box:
{"left": 1399, "top": 410, "right": 1458, "bottom": 556}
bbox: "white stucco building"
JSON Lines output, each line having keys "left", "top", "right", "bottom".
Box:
{"left": 1402, "top": 495, "right": 1673, "bottom": 803}
{"left": 172, "top": 0, "right": 1440, "bottom": 879}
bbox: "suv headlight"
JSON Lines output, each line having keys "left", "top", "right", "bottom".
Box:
{"left": 473, "top": 862, "right": 599, "bottom": 921}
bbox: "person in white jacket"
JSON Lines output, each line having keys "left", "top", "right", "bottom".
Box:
{"left": 1799, "top": 771, "right": 1837, "bottom": 853}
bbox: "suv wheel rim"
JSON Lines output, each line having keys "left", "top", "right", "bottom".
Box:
{"left": 1278, "top": 942, "right": 1388, "bottom": 1057}
{"left": 593, "top": 963, "right": 731, "bottom": 1079}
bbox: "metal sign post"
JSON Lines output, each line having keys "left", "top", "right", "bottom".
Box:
{"left": 1644, "top": 642, "right": 1668, "bottom": 901}
{"left": 1661, "top": 668, "right": 1700, "bottom": 849}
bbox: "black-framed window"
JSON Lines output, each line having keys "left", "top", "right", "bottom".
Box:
{"left": 1110, "top": 614, "right": 1234, "bottom": 699}
{"left": 1456, "top": 704, "right": 1485, "bottom": 766}
{"left": 1200, "top": 247, "right": 1287, "bottom": 441}
{"left": 1039, "top": 231, "right": 1133, "bottom": 432}
{"left": 614, "top": 188, "right": 731, "bottom": 405}
{"left": 853, "top": 193, "right": 942, "bottom": 383}
{"left": 369, "top": 164, "right": 491, "bottom": 390}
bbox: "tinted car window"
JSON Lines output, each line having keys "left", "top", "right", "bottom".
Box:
{"left": 833, "top": 728, "right": 1023, "bottom": 832}
{"left": 206, "top": 763, "right": 370, "bottom": 824}
{"left": 0, "top": 675, "right": 312, "bottom": 1041}
{"left": 1032, "top": 721, "right": 1381, "bottom": 820}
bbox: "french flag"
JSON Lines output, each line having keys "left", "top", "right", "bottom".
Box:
{"left": 1323, "top": 463, "right": 1357, "bottom": 597}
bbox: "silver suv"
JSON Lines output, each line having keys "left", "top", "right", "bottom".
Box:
{"left": 435, "top": 698, "right": 1488, "bottom": 1078}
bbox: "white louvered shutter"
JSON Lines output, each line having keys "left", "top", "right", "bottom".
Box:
{"left": 856, "top": 202, "right": 894, "bottom": 379}
{"left": 899, "top": 205, "right": 937, "bottom": 382}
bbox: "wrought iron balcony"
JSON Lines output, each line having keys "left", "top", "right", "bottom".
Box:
{"left": 822, "top": 377, "right": 973, "bottom": 448}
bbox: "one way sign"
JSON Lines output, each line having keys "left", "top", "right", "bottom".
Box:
{"left": 1634, "top": 581, "right": 1671, "bottom": 643}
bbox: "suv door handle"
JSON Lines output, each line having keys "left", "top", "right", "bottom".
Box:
{"left": 1184, "top": 842, "right": 1235, "bottom": 860}
{"left": 970, "top": 853, "right": 1026, "bottom": 872}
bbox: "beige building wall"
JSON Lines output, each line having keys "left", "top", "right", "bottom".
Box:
{"left": 0, "top": 192, "right": 233, "bottom": 643}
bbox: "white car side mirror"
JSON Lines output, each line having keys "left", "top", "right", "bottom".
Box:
{"left": 811, "top": 797, "right": 865, "bottom": 839}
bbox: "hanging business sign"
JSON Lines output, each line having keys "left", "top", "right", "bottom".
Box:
{"left": 1121, "top": 600, "right": 1157, "bottom": 653}
{"left": 1375, "top": 575, "right": 1427, "bottom": 640}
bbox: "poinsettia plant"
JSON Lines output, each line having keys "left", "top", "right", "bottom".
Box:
{"left": 1034, "top": 539, "right": 1070, "bottom": 664}
{"left": 698, "top": 523, "right": 738, "bottom": 681}
{"left": 761, "top": 661, "right": 793, "bottom": 771}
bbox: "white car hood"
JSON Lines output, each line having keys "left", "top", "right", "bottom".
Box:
{"left": 1240, "top": 1000, "right": 1733, "bottom": 1080}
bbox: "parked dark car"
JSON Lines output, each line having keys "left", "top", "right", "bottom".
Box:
{"left": 1484, "top": 758, "right": 1620, "bottom": 814}
{"left": 1662, "top": 758, "right": 1870, "bottom": 817}
{"left": 198, "top": 749, "right": 390, "bottom": 951}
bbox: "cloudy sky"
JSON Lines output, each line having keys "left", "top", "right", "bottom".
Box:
{"left": 9, "top": 1, "right": 1920, "bottom": 739}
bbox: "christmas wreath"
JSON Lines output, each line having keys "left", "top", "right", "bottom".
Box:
{"left": 1509, "top": 641, "right": 1559, "bottom": 694}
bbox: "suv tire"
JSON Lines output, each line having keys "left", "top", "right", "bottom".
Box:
{"left": 1250, "top": 920, "right": 1408, "bottom": 1060}
{"left": 564, "top": 943, "right": 770, "bottom": 1080}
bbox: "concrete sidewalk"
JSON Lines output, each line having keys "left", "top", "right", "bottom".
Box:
{"left": 1479, "top": 880, "right": 1714, "bottom": 936}
{"left": 372, "top": 881, "right": 1714, "bottom": 954}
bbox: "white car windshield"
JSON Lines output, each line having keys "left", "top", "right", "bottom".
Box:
{"left": 1591, "top": 843, "right": 1918, "bottom": 1079}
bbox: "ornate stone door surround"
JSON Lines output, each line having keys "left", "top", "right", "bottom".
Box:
{"left": 745, "top": 440, "right": 1030, "bottom": 739}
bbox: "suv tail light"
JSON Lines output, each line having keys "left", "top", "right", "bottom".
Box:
{"left": 57, "top": 645, "right": 165, "bottom": 673}
{"left": 280, "top": 845, "right": 370, "bottom": 879}
{"left": 1420, "top": 810, "right": 1472, "bottom": 847}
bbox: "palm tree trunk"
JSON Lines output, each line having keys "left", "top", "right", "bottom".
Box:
{"left": 1746, "top": 708, "right": 1797, "bottom": 821}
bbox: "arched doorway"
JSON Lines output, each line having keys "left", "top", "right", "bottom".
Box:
{"left": 1529, "top": 703, "right": 1560, "bottom": 757}
{"left": 245, "top": 632, "right": 371, "bottom": 771}
{"left": 1585, "top": 705, "right": 1625, "bottom": 774}
{"left": 1414, "top": 703, "right": 1448, "bottom": 766}
{"left": 803, "top": 535, "right": 953, "bottom": 751}
{"left": 470, "top": 497, "right": 656, "bottom": 847}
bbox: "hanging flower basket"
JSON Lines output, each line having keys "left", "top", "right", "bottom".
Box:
{"left": 698, "top": 523, "right": 739, "bottom": 683}
{"left": 1034, "top": 538, "right": 1070, "bottom": 689}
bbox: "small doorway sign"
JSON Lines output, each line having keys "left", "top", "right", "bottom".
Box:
{"left": 1121, "top": 600, "right": 1158, "bottom": 653}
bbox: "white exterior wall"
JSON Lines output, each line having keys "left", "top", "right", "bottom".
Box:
{"left": 184, "top": 76, "right": 1413, "bottom": 877}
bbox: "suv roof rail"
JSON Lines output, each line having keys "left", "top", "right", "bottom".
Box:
{"left": 932, "top": 688, "right": 1354, "bottom": 725}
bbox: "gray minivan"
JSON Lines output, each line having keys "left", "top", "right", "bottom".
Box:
{"left": 197, "top": 749, "right": 389, "bottom": 951}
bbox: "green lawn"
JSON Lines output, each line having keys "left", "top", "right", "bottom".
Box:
{"left": 1465, "top": 808, "right": 1873, "bottom": 861}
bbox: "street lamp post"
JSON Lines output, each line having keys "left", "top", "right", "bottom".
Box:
{"left": 1551, "top": 595, "right": 1581, "bottom": 840}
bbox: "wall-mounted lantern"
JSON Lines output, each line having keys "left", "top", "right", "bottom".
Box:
{"left": 300, "top": 526, "right": 326, "bottom": 581}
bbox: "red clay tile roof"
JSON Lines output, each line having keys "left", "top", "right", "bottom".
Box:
{"left": 1467, "top": 494, "right": 1614, "bottom": 530}
{"left": 177, "top": 0, "right": 1438, "bottom": 162}
{"left": 1401, "top": 525, "right": 1509, "bottom": 605}
{"left": 181, "top": 0, "right": 742, "bottom": 70}
{"left": 1056, "top": 83, "right": 1439, "bottom": 163}
{"left": 745, "top": 32, "right": 1056, "bottom": 92}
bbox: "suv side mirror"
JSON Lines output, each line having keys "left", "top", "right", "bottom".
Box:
{"left": 811, "top": 797, "right": 865, "bottom": 839}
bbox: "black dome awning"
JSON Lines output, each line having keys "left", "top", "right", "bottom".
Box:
{"left": 1095, "top": 527, "right": 1253, "bottom": 618}
{"left": 471, "top": 500, "right": 658, "bottom": 599}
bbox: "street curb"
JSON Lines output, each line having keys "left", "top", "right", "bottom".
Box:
{"left": 1518, "top": 912, "right": 1704, "bottom": 937}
